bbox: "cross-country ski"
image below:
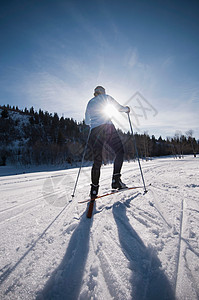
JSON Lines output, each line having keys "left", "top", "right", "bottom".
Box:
{"left": 79, "top": 185, "right": 150, "bottom": 204}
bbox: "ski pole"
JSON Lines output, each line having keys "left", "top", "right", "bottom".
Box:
{"left": 127, "top": 112, "right": 147, "bottom": 194}
{"left": 71, "top": 128, "right": 91, "bottom": 198}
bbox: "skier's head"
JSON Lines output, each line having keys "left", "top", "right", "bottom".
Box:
{"left": 94, "top": 86, "right": 105, "bottom": 97}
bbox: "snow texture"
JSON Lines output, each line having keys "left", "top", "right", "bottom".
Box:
{"left": 0, "top": 156, "right": 199, "bottom": 299}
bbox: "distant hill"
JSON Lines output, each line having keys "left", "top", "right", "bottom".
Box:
{"left": 0, "top": 105, "right": 89, "bottom": 166}
{"left": 0, "top": 105, "right": 198, "bottom": 166}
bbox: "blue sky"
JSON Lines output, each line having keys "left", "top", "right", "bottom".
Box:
{"left": 0, "top": 0, "right": 199, "bottom": 139}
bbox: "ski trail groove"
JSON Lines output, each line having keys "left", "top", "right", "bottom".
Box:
{"left": 147, "top": 188, "right": 172, "bottom": 229}
{"left": 0, "top": 194, "right": 45, "bottom": 213}
{"left": 0, "top": 200, "right": 73, "bottom": 285}
{"left": 0, "top": 202, "right": 43, "bottom": 225}
{"left": 174, "top": 197, "right": 185, "bottom": 297}
{"left": 183, "top": 249, "right": 199, "bottom": 299}
{"left": 91, "top": 228, "right": 130, "bottom": 299}
{"left": 112, "top": 201, "right": 153, "bottom": 299}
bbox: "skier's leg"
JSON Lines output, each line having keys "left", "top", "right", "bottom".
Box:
{"left": 107, "top": 125, "right": 124, "bottom": 174}
{"left": 91, "top": 150, "right": 103, "bottom": 186}
{"left": 107, "top": 125, "right": 127, "bottom": 189}
{"left": 89, "top": 125, "right": 105, "bottom": 197}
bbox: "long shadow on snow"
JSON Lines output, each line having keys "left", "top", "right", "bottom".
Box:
{"left": 37, "top": 211, "right": 92, "bottom": 300}
{"left": 113, "top": 195, "right": 175, "bottom": 300}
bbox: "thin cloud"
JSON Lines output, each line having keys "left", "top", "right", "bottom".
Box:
{"left": 124, "top": 48, "right": 139, "bottom": 68}
{"left": 23, "top": 72, "right": 80, "bottom": 113}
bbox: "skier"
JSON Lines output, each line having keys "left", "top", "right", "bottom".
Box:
{"left": 85, "top": 86, "right": 130, "bottom": 200}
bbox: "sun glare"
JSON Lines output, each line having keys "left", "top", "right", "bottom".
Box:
{"left": 103, "top": 104, "right": 125, "bottom": 128}
{"left": 104, "top": 104, "right": 115, "bottom": 118}
{"left": 103, "top": 103, "right": 129, "bottom": 131}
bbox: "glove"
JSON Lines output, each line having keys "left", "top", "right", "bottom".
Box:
{"left": 125, "top": 106, "right": 130, "bottom": 113}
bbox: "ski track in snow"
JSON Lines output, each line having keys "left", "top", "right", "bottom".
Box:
{"left": 0, "top": 156, "right": 199, "bottom": 299}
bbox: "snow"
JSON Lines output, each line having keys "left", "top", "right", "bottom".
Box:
{"left": 0, "top": 156, "right": 199, "bottom": 299}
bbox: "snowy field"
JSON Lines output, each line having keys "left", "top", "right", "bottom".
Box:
{"left": 0, "top": 156, "right": 199, "bottom": 300}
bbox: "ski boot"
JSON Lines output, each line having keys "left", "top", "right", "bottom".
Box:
{"left": 90, "top": 184, "right": 99, "bottom": 200}
{"left": 87, "top": 184, "right": 99, "bottom": 218}
{"left": 112, "top": 173, "right": 127, "bottom": 190}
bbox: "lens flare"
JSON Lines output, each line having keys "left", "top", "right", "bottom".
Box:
{"left": 104, "top": 104, "right": 115, "bottom": 118}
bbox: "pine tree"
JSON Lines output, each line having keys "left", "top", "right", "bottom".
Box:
{"left": 1, "top": 109, "right": 9, "bottom": 118}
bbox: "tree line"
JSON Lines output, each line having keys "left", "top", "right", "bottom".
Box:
{"left": 0, "top": 105, "right": 198, "bottom": 166}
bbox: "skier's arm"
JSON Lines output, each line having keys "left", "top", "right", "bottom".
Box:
{"left": 85, "top": 104, "right": 91, "bottom": 126}
{"left": 108, "top": 96, "right": 130, "bottom": 113}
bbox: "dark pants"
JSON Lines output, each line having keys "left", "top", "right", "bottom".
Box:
{"left": 89, "top": 124, "right": 124, "bottom": 186}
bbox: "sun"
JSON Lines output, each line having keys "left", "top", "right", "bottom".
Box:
{"left": 103, "top": 104, "right": 122, "bottom": 122}
{"left": 103, "top": 103, "right": 129, "bottom": 130}
{"left": 103, "top": 104, "right": 115, "bottom": 118}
